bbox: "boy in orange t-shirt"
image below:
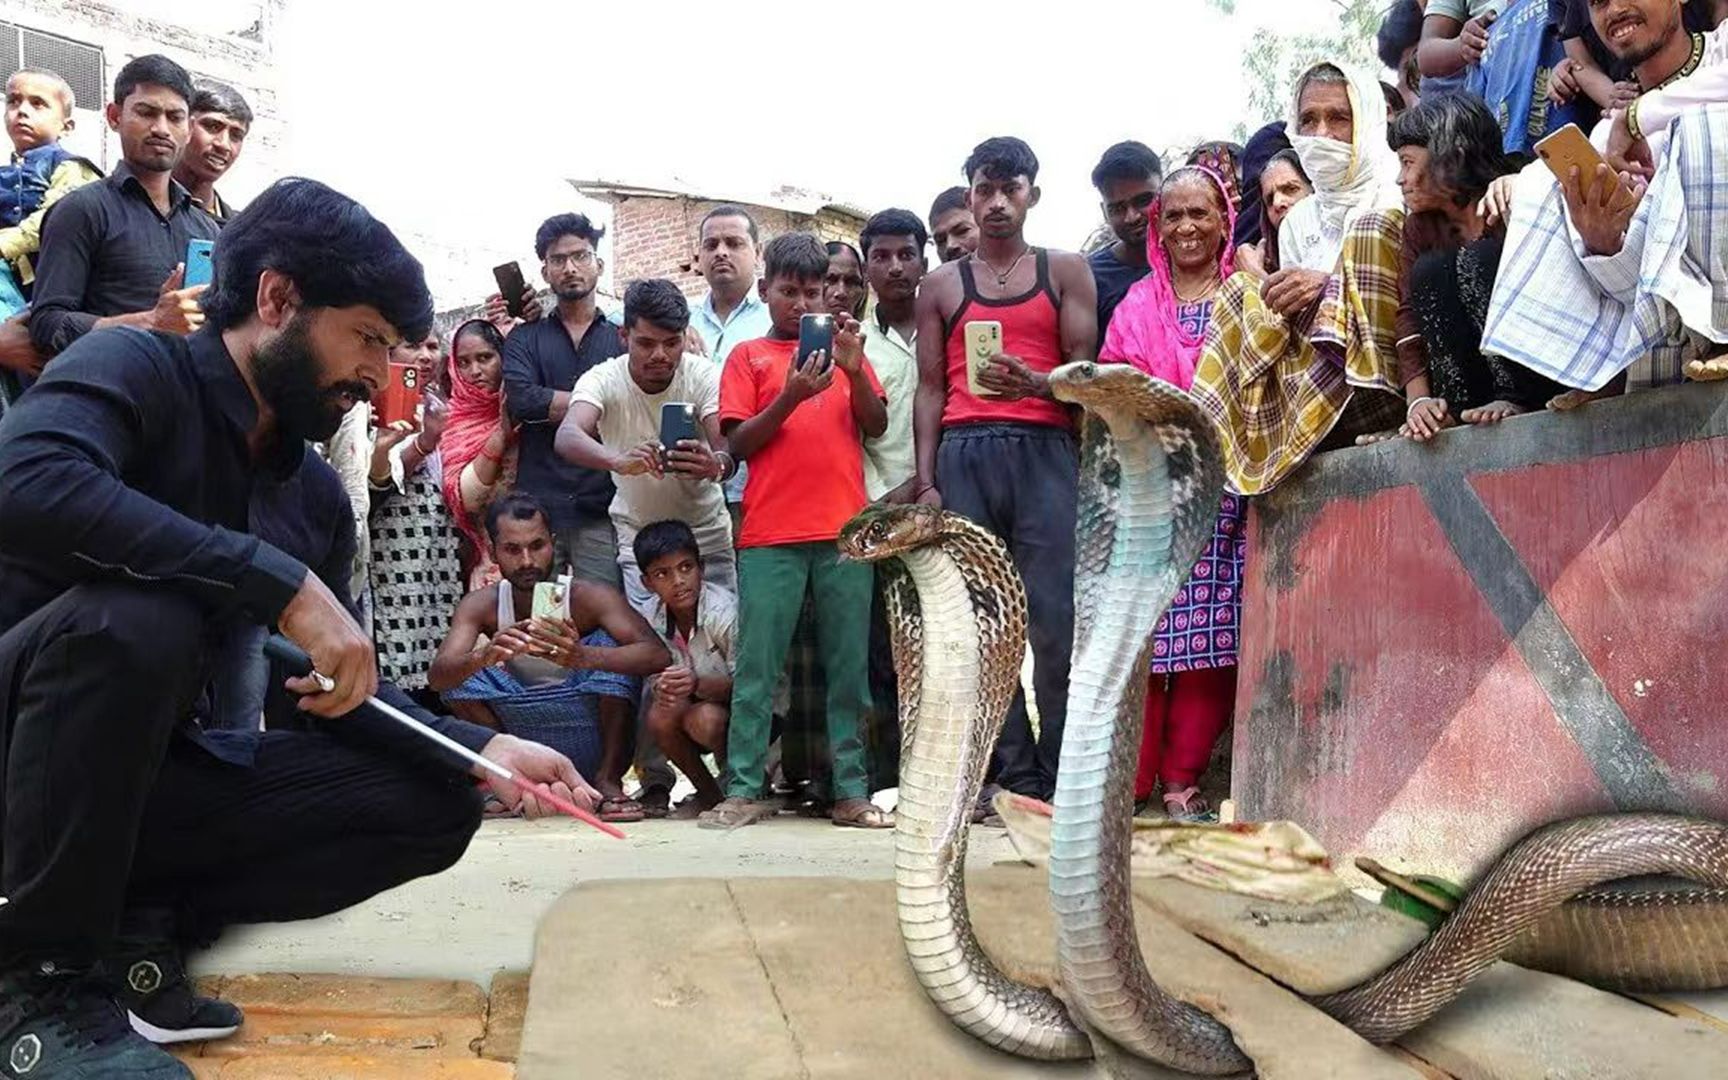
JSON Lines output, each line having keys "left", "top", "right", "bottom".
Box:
{"left": 705, "top": 233, "right": 889, "bottom": 830}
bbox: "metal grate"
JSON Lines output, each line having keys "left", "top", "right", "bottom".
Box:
{"left": 18, "top": 27, "right": 104, "bottom": 112}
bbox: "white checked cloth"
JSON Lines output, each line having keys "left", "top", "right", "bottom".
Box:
{"left": 1482, "top": 103, "right": 1728, "bottom": 392}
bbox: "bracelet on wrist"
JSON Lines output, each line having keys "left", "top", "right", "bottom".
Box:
{"left": 412, "top": 433, "right": 435, "bottom": 456}
{"left": 1406, "top": 396, "right": 1438, "bottom": 417}
{"left": 1625, "top": 98, "right": 1645, "bottom": 142}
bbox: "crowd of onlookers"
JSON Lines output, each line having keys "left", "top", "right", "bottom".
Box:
{"left": 2, "top": 0, "right": 1725, "bottom": 836}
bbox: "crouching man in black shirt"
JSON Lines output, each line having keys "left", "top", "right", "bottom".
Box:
{"left": 0, "top": 177, "right": 598, "bottom": 1080}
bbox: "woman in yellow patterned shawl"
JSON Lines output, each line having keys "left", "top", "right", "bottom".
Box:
{"left": 1191, "top": 60, "right": 1409, "bottom": 495}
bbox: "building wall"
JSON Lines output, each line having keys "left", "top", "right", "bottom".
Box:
{"left": 0, "top": 0, "right": 284, "bottom": 206}
{"left": 606, "top": 194, "right": 864, "bottom": 300}
{"left": 1232, "top": 380, "right": 1728, "bottom": 886}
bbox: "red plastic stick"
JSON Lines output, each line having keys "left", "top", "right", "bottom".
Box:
{"left": 516, "top": 778, "right": 628, "bottom": 839}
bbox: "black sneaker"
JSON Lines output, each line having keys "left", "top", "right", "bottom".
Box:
{"left": 102, "top": 914, "right": 242, "bottom": 1045}
{"left": 0, "top": 960, "right": 191, "bottom": 1078}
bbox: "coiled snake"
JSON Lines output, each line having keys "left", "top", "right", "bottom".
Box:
{"left": 839, "top": 363, "right": 1728, "bottom": 1074}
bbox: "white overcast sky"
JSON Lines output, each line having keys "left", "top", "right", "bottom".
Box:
{"left": 186, "top": 0, "right": 1353, "bottom": 305}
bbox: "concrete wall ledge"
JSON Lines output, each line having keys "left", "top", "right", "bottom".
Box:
{"left": 1233, "top": 380, "right": 1728, "bottom": 883}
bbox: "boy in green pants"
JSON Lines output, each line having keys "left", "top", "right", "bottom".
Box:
{"left": 705, "top": 232, "right": 890, "bottom": 830}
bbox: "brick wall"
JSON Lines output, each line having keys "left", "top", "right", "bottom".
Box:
{"left": 605, "top": 195, "right": 865, "bottom": 301}
{"left": 0, "top": 0, "right": 285, "bottom": 203}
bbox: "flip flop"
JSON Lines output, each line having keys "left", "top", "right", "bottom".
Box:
{"left": 697, "top": 796, "right": 781, "bottom": 831}
{"left": 830, "top": 798, "right": 893, "bottom": 830}
{"left": 598, "top": 795, "right": 646, "bottom": 823}
{"left": 637, "top": 784, "right": 672, "bottom": 819}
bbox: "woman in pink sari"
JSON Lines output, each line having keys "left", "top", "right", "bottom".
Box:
{"left": 439, "top": 318, "right": 518, "bottom": 588}
{"left": 1100, "top": 166, "right": 1244, "bottom": 823}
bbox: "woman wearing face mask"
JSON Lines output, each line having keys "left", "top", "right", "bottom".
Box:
{"left": 1385, "top": 94, "right": 1561, "bottom": 442}
{"left": 1100, "top": 167, "right": 1245, "bottom": 822}
{"left": 439, "top": 318, "right": 519, "bottom": 587}
{"left": 1191, "top": 59, "right": 1410, "bottom": 495}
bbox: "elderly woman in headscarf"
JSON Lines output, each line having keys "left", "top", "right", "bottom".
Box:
{"left": 439, "top": 318, "right": 519, "bottom": 588}
{"left": 1190, "top": 60, "right": 1410, "bottom": 495}
{"left": 1100, "top": 166, "right": 1245, "bottom": 822}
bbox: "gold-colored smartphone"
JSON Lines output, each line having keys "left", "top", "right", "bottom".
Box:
{"left": 1535, "top": 124, "right": 1629, "bottom": 201}
{"left": 963, "top": 320, "right": 1003, "bottom": 398}
{"left": 531, "top": 576, "right": 569, "bottom": 621}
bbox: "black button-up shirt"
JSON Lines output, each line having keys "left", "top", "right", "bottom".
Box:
{"left": 501, "top": 312, "right": 617, "bottom": 531}
{"left": 28, "top": 161, "right": 220, "bottom": 356}
{"left": 0, "top": 326, "right": 494, "bottom": 771}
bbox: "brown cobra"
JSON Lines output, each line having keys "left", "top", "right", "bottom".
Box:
{"left": 852, "top": 362, "right": 1728, "bottom": 1074}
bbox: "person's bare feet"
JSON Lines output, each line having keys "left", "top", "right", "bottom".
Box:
{"left": 1460, "top": 400, "right": 1526, "bottom": 425}
{"left": 1547, "top": 388, "right": 1599, "bottom": 411}
{"left": 1354, "top": 428, "right": 1402, "bottom": 446}
{"left": 1685, "top": 354, "right": 1728, "bottom": 382}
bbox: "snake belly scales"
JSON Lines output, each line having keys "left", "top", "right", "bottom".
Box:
{"left": 837, "top": 362, "right": 1728, "bottom": 1075}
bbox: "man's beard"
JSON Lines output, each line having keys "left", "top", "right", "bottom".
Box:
{"left": 504, "top": 563, "right": 551, "bottom": 589}
{"left": 253, "top": 314, "right": 368, "bottom": 443}
{"left": 554, "top": 282, "right": 595, "bottom": 303}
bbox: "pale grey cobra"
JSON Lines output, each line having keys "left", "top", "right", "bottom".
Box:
{"left": 841, "top": 362, "right": 1728, "bottom": 1075}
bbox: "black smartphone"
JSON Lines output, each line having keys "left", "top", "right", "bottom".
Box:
{"left": 492, "top": 261, "right": 528, "bottom": 319}
{"left": 659, "top": 402, "right": 698, "bottom": 468}
{"left": 796, "top": 313, "right": 834, "bottom": 372}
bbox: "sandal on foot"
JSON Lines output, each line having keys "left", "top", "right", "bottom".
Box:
{"left": 1162, "top": 786, "right": 1215, "bottom": 824}
{"left": 598, "top": 795, "right": 647, "bottom": 823}
{"left": 697, "top": 796, "right": 780, "bottom": 830}
{"left": 831, "top": 798, "right": 894, "bottom": 829}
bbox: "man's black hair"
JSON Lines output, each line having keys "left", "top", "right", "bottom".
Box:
{"left": 962, "top": 136, "right": 1039, "bottom": 185}
{"left": 535, "top": 212, "right": 606, "bottom": 261}
{"left": 762, "top": 232, "right": 829, "bottom": 283}
{"left": 928, "top": 186, "right": 969, "bottom": 226}
{"left": 113, "top": 54, "right": 193, "bottom": 108}
{"left": 484, "top": 491, "right": 551, "bottom": 544}
{"left": 633, "top": 519, "right": 702, "bottom": 572}
{"left": 191, "top": 80, "right": 254, "bottom": 127}
{"left": 1090, "top": 141, "right": 1163, "bottom": 192}
{"left": 859, "top": 208, "right": 929, "bottom": 258}
{"left": 623, "top": 278, "right": 691, "bottom": 332}
{"left": 201, "top": 177, "right": 434, "bottom": 341}
{"left": 700, "top": 204, "right": 759, "bottom": 243}
{"left": 1376, "top": 0, "right": 1426, "bottom": 72}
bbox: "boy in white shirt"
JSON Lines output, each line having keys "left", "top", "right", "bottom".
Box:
{"left": 635, "top": 520, "right": 736, "bottom": 815}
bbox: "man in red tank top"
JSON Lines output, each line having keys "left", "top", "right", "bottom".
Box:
{"left": 910, "top": 136, "right": 1098, "bottom": 807}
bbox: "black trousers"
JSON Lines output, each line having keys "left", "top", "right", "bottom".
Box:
{"left": 936, "top": 423, "right": 1078, "bottom": 802}
{"left": 0, "top": 582, "right": 482, "bottom": 967}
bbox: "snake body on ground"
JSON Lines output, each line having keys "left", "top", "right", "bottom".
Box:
{"left": 840, "top": 362, "right": 1728, "bottom": 1074}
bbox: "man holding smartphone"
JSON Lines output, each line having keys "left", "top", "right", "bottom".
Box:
{"left": 500, "top": 214, "right": 620, "bottom": 587}
{"left": 911, "top": 136, "right": 1097, "bottom": 808}
{"left": 555, "top": 278, "right": 736, "bottom": 613}
{"left": 28, "top": 55, "right": 218, "bottom": 358}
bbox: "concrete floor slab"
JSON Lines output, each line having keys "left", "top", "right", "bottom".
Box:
{"left": 192, "top": 817, "right": 1019, "bottom": 986}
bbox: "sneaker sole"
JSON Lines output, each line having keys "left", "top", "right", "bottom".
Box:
{"left": 128, "top": 1010, "right": 240, "bottom": 1044}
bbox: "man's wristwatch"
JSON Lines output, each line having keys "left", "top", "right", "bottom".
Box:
{"left": 715, "top": 450, "right": 737, "bottom": 482}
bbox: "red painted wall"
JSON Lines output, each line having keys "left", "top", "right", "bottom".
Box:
{"left": 1232, "top": 383, "right": 1728, "bottom": 883}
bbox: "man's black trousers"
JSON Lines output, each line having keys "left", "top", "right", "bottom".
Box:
{"left": 0, "top": 581, "right": 482, "bottom": 966}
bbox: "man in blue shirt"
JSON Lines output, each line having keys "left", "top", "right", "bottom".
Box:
{"left": 0, "top": 178, "right": 593, "bottom": 1079}
{"left": 1086, "top": 141, "right": 1162, "bottom": 337}
{"left": 687, "top": 205, "right": 770, "bottom": 510}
